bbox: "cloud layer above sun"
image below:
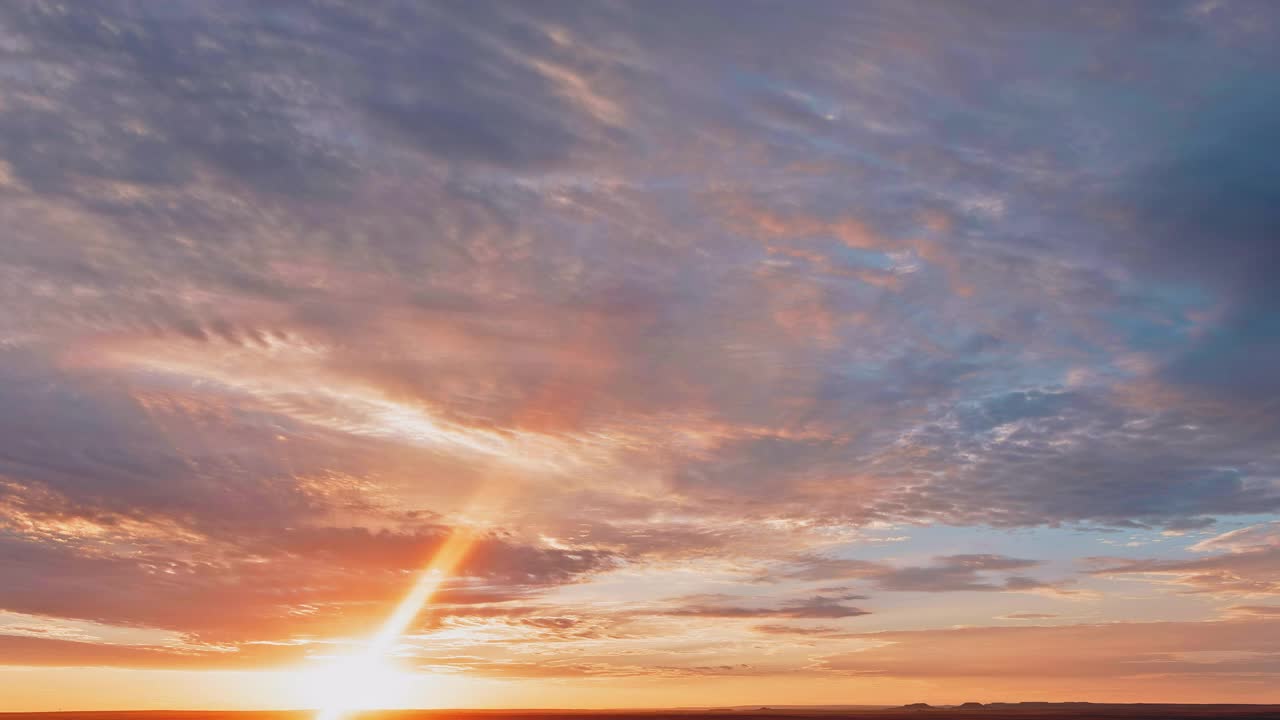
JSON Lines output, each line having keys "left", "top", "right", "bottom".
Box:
{"left": 1, "top": 0, "right": 1279, "bottom": 708}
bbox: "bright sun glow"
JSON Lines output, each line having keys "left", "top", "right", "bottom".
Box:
{"left": 304, "top": 528, "right": 479, "bottom": 720}
{"left": 295, "top": 656, "right": 419, "bottom": 714}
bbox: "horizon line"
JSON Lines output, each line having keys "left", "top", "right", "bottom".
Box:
{"left": 7, "top": 701, "right": 1280, "bottom": 715}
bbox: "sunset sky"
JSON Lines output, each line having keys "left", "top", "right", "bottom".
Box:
{"left": 2, "top": 0, "right": 1280, "bottom": 712}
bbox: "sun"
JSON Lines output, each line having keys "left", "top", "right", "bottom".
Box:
{"left": 293, "top": 655, "right": 419, "bottom": 719}
{"left": 293, "top": 529, "right": 479, "bottom": 720}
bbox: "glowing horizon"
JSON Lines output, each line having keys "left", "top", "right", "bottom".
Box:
{"left": 312, "top": 528, "right": 477, "bottom": 720}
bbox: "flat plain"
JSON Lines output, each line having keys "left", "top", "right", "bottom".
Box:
{"left": 6, "top": 707, "right": 1280, "bottom": 720}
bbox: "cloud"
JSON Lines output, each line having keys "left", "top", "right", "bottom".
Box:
{"left": 819, "top": 618, "right": 1280, "bottom": 681}
{"left": 1225, "top": 606, "right": 1280, "bottom": 619}
{"left": 0, "top": 1, "right": 635, "bottom": 205}
{"left": 0, "top": 515, "right": 618, "bottom": 645}
{"left": 1, "top": 0, "right": 1277, "bottom": 555}
{"left": 870, "top": 554, "right": 1042, "bottom": 593}
{"left": 667, "top": 594, "right": 870, "bottom": 620}
{"left": 1088, "top": 522, "right": 1280, "bottom": 596}
{"left": 774, "top": 554, "right": 1072, "bottom": 594}
{"left": 1190, "top": 521, "right": 1280, "bottom": 553}
{"left": 751, "top": 624, "right": 850, "bottom": 636}
{"left": 999, "top": 613, "right": 1061, "bottom": 620}
{"left": 0, "top": 634, "right": 306, "bottom": 670}
{"left": 0, "top": 2, "right": 354, "bottom": 199}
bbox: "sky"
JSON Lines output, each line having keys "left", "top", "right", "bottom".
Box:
{"left": 1, "top": 0, "right": 1280, "bottom": 711}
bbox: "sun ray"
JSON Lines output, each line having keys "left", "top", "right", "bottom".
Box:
{"left": 313, "top": 527, "right": 477, "bottom": 720}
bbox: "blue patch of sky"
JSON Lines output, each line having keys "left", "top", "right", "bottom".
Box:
{"left": 1107, "top": 280, "right": 1210, "bottom": 353}
{"left": 729, "top": 69, "right": 904, "bottom": 172}
{"left": 831, "top": 246, "right": 897, "bottom": 271}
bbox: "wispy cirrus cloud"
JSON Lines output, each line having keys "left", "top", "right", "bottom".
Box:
{"left": 1088, "top": 522, "right": 1280, "bottom": 597}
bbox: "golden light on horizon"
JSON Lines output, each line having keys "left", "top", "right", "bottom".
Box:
{"left": 293, "top": 657, "right": 420, "bottom": 715}
{"left": 310, "top": 528, "right": 477, "bottom": 720}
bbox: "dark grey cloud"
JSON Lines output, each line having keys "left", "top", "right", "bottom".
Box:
{"left": 0, "top": 0, "right": 632, "bottom": 203}
{"left": 871, "top": 554, "right": 1043, "bottom": 593}
{"left": 668, "top": 594, "right": 870, "bottom": 620}
{"left": 1, "top": 1, "right": 352, "bottom": 199}
{"left": 0, "top": 351, "right": 330, "bottom": 525}
{"left": 775, "top": 554, "right": 1063, "bottom": 594}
